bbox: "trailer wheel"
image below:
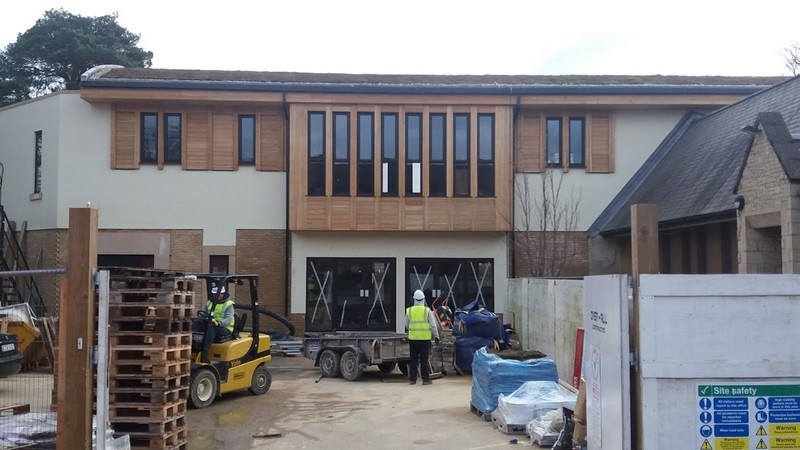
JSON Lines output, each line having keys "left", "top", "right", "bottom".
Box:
{"left": 340, "top": 350, "right": 363, "bottom": 381}
{"left": 319, "top": 349, "right": 341, "bottom": 378}
{"left": 397, "top": 361, "right": 408, "bottom": 375}
{"left": 377, "top": 362, "right": 396, "bottom": 373}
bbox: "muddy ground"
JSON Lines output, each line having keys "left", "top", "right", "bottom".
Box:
{"left": 187, "top": 355, "right": 547, "bottom": 449}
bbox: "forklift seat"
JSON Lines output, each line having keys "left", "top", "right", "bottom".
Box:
{"left": 216, "top": 313, "right": 247, "bottom": 343}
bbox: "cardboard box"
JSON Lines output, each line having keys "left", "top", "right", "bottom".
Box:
{"left": 573, "top": 420, "right": 587, "bottom": 444}
{"left": 573, "top": 376, "right": 587, "bottom": 424}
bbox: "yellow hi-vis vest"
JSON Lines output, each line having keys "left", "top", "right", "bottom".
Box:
{"left": 206, "top": 299, "right": 236, "bottom": 333}
{"left": 406, "top": 305, "right": 432, "bottom": 340}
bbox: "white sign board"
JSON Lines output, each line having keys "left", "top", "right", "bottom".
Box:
{"left": 583, "top": 275, "right": 631, "bottom": 450}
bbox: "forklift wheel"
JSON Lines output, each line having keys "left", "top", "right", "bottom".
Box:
{"left": 190, "top": 368, "right": 218, "bottom": 409}
{"left": 249, "top": 365, "right": 272, "bottom": 395}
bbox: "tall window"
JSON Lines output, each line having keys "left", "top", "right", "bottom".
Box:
{"left": 477, "top": 114, "right": 495, "bottom": 197}
{"left": 209, "top": 255, "right": 230, "bottom": 274}
{"left": 453, "top": 114, "right": 470, "bottom": 197}
{"left": 429, "top": 114, "right": 446, "bottom": 197}
{"left": 140, "top": 113, "right": 158, "bottom": 164}
{"left": 357, "top": 113, "right": 374, "bottom": 196}
{"left": 308, "top": 112, "right": 326, "bottom": 196}
{"left": 164, "top": 113, "right": 182, "bottom": 164}
{"left": 568, "top": 117, "right": 585, "bottom": 167}
{"left": 381, "top": 113, "right": 398, "bottom": 196}
{"left": 406, "top": 113, "right": 422, "bottom": 196}
{"left": 333, "top": 112, "right": 350, "bottom": 196}
{"left": 239, "top": 115, "right": 256, "bottom": 165}
{"left": 546, "top": 118, "right": 562, "bottom": 167}
{"left": 33, "top": 131, "right": 42, "bottom": 194}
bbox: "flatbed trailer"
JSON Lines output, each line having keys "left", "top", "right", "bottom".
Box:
{"left": 303, "top": 332, "right": 411, "bottom": 381}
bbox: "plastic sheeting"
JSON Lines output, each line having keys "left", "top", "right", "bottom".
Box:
{"left": 470, "top": 347, "right": 559, "bottom": 414}
{"left": 495, "top": 381, "right": 577, "bottom": 425}
{"left": 0, "top": 413, "right": 130, "bottom": 449}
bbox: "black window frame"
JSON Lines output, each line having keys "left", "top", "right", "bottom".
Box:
{"left": 477, "top": 113, "right": 495, "bottom": 198}
{"left": 453, "top": 113, "right": 470, "bottom": 197}
{"left": 33, "top": 130, "right": 42, "bottom": 194}
{"left": 568, "top": 117, "right": 585, "bottom": 168}
{"left": 357, "top": 112, "right": 374, "bottom": 197}
{"left": 163, "top": 113, "right": 182, "bottom": 164}
{"left": 405, "top": 113, "right": 423, "bottom": 196}
{"left": 140, "top": 112, "right": 158, "bottom": 164}
{"left": 546, "top": 117, "right": 562, "bottom": 167}
{"left": 381, "top": 113, "right": 399, "bottom": 197}
{"left": 307, "top": 111, "right": 326, "bottom": 196}
{"left": 429, "top": 113, "right": 446, "bottom": 197}
{"left": 238, "top": 114, "right": 256, "bottom": 165}
{"left": 332, "top": 112, "right": 351, "bottom": 197}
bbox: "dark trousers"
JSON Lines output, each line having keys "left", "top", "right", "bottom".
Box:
{"left": 408, "top": 340, "right": 431, "bottom": 381}
{"left": 202, "top": 324, "right": 232, "bottom": 360}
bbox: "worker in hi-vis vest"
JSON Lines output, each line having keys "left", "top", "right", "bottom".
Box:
{"left": 405, "top": 289, "right": 441, "bottom": 385}
{"left": 201, "top": 284, "right": 236, "bottom": 362}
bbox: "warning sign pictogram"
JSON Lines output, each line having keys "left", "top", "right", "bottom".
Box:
{"left": 756, "top": 439, "right": 767, "bottom": 449}
{"left": 701, "top": 439, "right": 713, "bottom": 450}
{"left": 756, "top": 425, "right": 767, "bottom": 436}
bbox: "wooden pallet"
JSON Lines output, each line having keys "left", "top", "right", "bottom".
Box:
{"left": 108, "top": 373, "right": 190, "bottom": 390}
{"left": 109, "top": 318, "right": 192, "bottom": 334}
{"left": 109, "top": 290, "right": 195, "bottom": 305}
{"left": 109, "top": 387, "right": 188, "bottom": 404}
{"left": 109, "top": 333, "right": 191, "bottom": 348}
{"left": 128, "top": 426, "right": 187, "bottom": 450}
{"left": 112, "top": 414, "right": 185, "bottom": 434}
{"left": 469, "top": 402, "right": 492, "bottom": 421}
{"left": 110, "top": 345, "right": 191, "bottom": 363}
{"left": 110, "top": 359, "right": 191, "bottom": 378}
{"left": 0, "top": 403, "right": 30, "bottom": 417}
{"left": 109, "top": 399, "right": 186, "bottom": 420}
{"left": 110, "top": 304, "right": 194, "bottom": 321}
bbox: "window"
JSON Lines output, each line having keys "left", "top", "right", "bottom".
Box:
{"left": 381, "top": 113, "right": 398, "bottom": 196}
{"left": 308, "top": 112, "right": 326, "bottom": 196}
{"left": 164, "top": 113, "right": 182, "bottom": 164}
{"left": 33, "top": 131, "right": 42, "bottom": 194}
{"left": 333, "top": 112, "right": 350, "bottom": 196}
{"left": 140, "top": 113, "right": 158, "bottom": 164}
{"left": 568, "top": 118, "right": 585, "bottom": 167}
{"left": 209, "top": 255, "right": 230, "bottom": 274}
{"left": 546, "top": 118, "right": 562, "bottom": 167}
{"left": 239, "top": 115, "right": 256, "bottom": 164}
{"left": 406, "top": 113, "right": 422, "bottom": 196}
{"left": 453, "top": 114, "right": 470, "bottom": 197}
{"left": 478, "top": 114, "right": 495, "bottom": 197}
{"left": 429, "top": 114, "right": 446, "bottom": 197}
{"left": 357, "top": 113, "right": 374, "bottom": 196}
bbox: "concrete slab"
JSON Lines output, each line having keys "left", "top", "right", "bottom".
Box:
{"left": 187, "top": 355, "right": 550, "bottom": 449}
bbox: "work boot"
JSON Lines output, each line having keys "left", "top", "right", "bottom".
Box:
{"left": 423, "top": 380, "right": 432, "bottom": 385}
{"left": 409, "top": 380, "right": 416, "bottom": 385}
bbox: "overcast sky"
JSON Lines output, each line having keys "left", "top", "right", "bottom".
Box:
{"left": 2, "top": 0, "right": 800, "bottom": 77}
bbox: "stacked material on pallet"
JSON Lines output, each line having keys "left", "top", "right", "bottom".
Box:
{"left": 271, "top": 339, "right": 303, "bottom": 356}
{"left": 102, "top": 267, "right": 193, "bottom": 450}
{"left": 430, "top": 328, "right": 455, "bottom": 374}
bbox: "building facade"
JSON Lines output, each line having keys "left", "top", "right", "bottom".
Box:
{"left": 0, "top": 68, "right": 779, "bottom": 332}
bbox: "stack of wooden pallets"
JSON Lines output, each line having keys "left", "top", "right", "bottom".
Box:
{"left": 102, "top": 268, "right": 194, "bottom": 450}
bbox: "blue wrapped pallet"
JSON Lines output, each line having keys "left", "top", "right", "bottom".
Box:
{"left": 470, "top": 347, "right": 559, "bottom": 415}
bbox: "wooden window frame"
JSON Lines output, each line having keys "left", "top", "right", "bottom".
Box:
{"left": 238, "top": 114, "right": 256, "bottom": 165}
{"left": 163, "top": 113, "right": 182, "bottom": 165}
{"left": 381, "top": 113, "right": 399, "bottom": 197}
{"left": 357, "top": 112, "right": 375, "bottom": 197}
{"left": 405, "top": 113, "right": 423, "bottom": 196}
{"left": 140, "top": 112, "right": 159, "bottom": 164}
{"left": 332, "top": 112, "right": 351, "bottom": 197}
{"left": 477, "top": 113, "right": 495, "bottom": 198}
{"left": 429, "top": 113, "right": 447, "bottom": 197}
{"left": 568, "top": 117, "right": 585, "bottom": 168}
{"left": 453, "top": 113, "right": 470, "bottom": 198}
{"left": 307, "top": 111, "right": 326, "bottom": 196}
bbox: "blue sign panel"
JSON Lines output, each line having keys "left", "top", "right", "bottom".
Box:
{"left": 714, "top": 398, "right": 748, "bottom": 410}
{"left": 769, "top": 410, "right": 800, "bottom": 423}
{"left": 714, "top": 425, "right": 749, "bottom": 437}
{"left": 714, "top": 411, "right": 748, "bottom": 424}
{"left": 769, "top": 397, "right": 800, "bottom": 410}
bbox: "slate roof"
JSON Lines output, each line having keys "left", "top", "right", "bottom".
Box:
{"left": 588, "top": 75, "right": 800, "bottom": 237}
{"left": 756, "top": 112, "right": 800, "bottom": 182}
{"left": 80, "top": 66, "right": 785, "bottom": 95}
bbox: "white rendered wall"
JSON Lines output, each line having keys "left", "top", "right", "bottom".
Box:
{"left": 290, "top": 231, "right": 508, "bottom": 331}
{"left": 515, "top": 109, "right": 687, "bottom": 231}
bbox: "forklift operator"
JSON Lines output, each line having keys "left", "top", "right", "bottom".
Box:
{"left": 201, "top": 285, "right": 236, "bottom": 362}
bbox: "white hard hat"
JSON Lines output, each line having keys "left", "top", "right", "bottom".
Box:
{"left": 413, "top": 289, "right": 425, "bottom": 300}
{"left": 211, "top": 285, "right": 226, "bottom": 295}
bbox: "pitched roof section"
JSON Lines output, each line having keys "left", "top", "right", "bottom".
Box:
{"left": 80, "top": 67, "right": 785, "bottom": 95}
{"left": 588, "top": 75, "right": 800, "bottom": 237}
{"left": 756, "top": 112, "right": 800, "bottom": 182}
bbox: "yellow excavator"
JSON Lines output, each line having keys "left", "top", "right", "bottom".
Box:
{"left": 189, "top": 274, "right": 294, "bottom": 408}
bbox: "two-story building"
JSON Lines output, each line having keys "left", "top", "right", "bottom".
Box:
{"left": 0, "top": 67, "right": 781, "bottom": 332}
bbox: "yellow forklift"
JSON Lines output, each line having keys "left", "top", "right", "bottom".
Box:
{"left": 189, "top": 274, "right": 294, "bottom": 408}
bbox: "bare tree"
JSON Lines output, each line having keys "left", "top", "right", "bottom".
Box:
{"left": 782, "top": 43, "right": 800, "bottom": 76}
{"left": 514, "top": 170, "right": 582, "bottom": 277}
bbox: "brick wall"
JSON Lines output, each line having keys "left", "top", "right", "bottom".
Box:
{"left": 21, "top": 228, "right": 67, "bottom": 316}
{"left": 235, "top": 230, "right": 303, "bottom": 335}
{"left": 513, "top": 231, "right": 589, "bottom": 277}
{"left": 169, "top": 230, "right": 204, "bottom": 274}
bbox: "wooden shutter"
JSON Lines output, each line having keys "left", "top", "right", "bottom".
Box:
{"left": 112, "top": 110, "right": 138, "bottom": 169}
{"left": 185, "top": 111, "right": 210, "bottom": 170}
{"left": 587, "top": 112, "right": 614, "bottom": 173}
{"left": 257, "top": 109, "right": 285, "bottom": 171}
{"left": 516, "top": 110, "right": 543, "bottom": 173}
{"left": 211, "top": 112, "right": 235, "bottom": 170}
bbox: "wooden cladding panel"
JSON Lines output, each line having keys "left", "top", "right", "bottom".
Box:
{"left": 516, "top": 110, "right": 543, "bottom": 173}
{"left": 112, "top": 110, "right": 138, "bottom": 169}
{"left": 303, "top": 198, "right": 328, "bottom": 229}
{"left": 258, "top": 110, "right": 285, "bottom": 171}
{"left": 476, "top": 199, "right": 499, "bottom": 230}
{"left": 587, "top": 114, "right": 614, "bottom": 173}
{"left": 403, "top": 198, "right": 425, "bottom": 231}
{"left": 212, "top": 113, "right": 235, "bottom": 170}
{"left": 425, "top": 198, "right": 451, "bottom": 231}
{"left": 185, "top": 111, "right": 210, "bottom": 170}
{"left": 452, "top": 198, "right": 475, "bottom": 231}
{"left": 330, "top": 198, "right": 353, "bottom": 230}
{"left": 355, "top": 198, "right": 376, "bottom": 230}
{"left": 378, "top": 198, "right": 401, "bottom": 230}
